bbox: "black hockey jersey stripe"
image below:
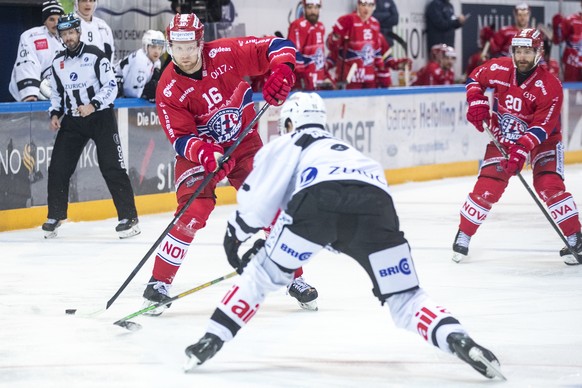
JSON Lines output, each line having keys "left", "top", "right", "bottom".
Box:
{"left": 87, "top": 85, "right": 96, "bottom": 101}
{"left": 294, "top": 126, "right": 330, "bottom": 150}
{"left": 72, "top": 89, "right": 84, "bottom": 109}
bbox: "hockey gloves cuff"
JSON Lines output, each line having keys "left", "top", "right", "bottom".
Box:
{"left": 263, "top": 63, "right": 295, "bottom": 106}
{"left": 500, "top": 134, "right": 537, "bottom": 176}
{"left": 466, "top": 99, "right": 490, "bottom": 132}
{"left": 186, "top": 141, "right": 223, "bottom": 172}
{"left": 224, "top": 222, "right": 265, "bottom": 274}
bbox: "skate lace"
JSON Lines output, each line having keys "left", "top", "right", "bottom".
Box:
{"left": 152, "top": 281, "right": 171, "bottom": 296}
{"left": 567, "top": 233, "right": 579, "bottom": 248}
{"left": 290, "top": 277, "right": 311, "bottom": 293}
{"left": 455, "top": 231, "right": 471, "bottom": 248}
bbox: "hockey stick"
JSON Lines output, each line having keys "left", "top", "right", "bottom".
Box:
{"left": 386, "top": 31, "right": 408, "bottom": 56}
{"left": 483, "top": 122, "right": 581, "bottom": 264}
{"left": 113, "top": 271, "right": 238, "bottom": 331}
{"left": 337, "top": 37, "right": 349, "bottom": 90}
{"left": 103, "top": 103, "right": 270, "bottom": 310}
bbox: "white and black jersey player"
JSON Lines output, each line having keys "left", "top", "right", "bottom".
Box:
{"left": 183, "top": 92, "right": 506, "bottom": 381}
{"left": 8, "top": 0, "right": 64, "bottom": 101}
{"left": 114, "top": 30, "right": 164, "bottom": 100}
{"left": 75, "top": 0, "right": 115, "bottom": 63}
{"left": 43, "top": 13, "right": 139, "bottom": 239}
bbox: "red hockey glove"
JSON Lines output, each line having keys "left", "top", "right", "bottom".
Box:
{"left": 213, "top": 155, "right": 236, "bottom": 183}
{"left": 500, "top": 143, "right": 528, "bottom": 175}
{"left": 263, "top": 63, "right": 295, "bottom": 106}
{"left": 466, "top": 98, "right": 490, "bottom": 132}
{"left": 480, "top": 26, "right": 495, "bottom": 42}
{"left": 500, "top": 134, "right": 536, "bottom": 175}
{"left": 185, "top": 141, "right": 224, "bottom": 173}
{"left": 388, "top": 58, "right": 412, "bottom": 70}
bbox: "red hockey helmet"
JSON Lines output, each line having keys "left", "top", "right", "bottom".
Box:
{"left": 166, "top": 13, "right": 204, "bottom": 44}
{"left": 430, "top": 43, "right": 447, "bottom": 61}
{"left": 511, "top": 28, "right": 543, "bottom": 67}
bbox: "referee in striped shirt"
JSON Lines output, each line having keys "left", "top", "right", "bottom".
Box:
{"left": 44, "top": 13, "right": 139, "bottom": 239}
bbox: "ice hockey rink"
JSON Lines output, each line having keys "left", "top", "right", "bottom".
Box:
{"left": 2, "top": 165, "right": 582, "bottom": 388}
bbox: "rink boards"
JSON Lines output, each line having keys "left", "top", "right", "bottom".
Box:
{"left": 1, "top": 85, "right": 581, "bottom": 231}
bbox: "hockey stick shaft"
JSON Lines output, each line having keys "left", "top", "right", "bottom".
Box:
{"left": 105, "top": 103, "right": 270, "bottom": 310}
{"left": 483, "top": 122, "right": 579, "bottom": 260}
{"left": 113, "top": 271, "right": 238, "bottom": 327}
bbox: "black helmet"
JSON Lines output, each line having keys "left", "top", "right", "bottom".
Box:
{"left": 57, "top": 13, "right": 81, "bottom": 32}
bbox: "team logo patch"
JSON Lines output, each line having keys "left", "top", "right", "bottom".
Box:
{"left": 361, "top": 44, "right": 375, "bottom": 66}
{"left": 299, "top": 167, "right": 317, "bottom": 187}
{"left": 202, "top": 108, "right": 242, "bottom": 142}
{"left": 499, "top": 114, "right": 528, "bottom": 141}
{"left": 34, "top": 39, "right": 48, "bottom": 50}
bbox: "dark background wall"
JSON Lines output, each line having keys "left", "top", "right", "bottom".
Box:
{"left": 0, "top": 3, "right": 43, "bottom": 102}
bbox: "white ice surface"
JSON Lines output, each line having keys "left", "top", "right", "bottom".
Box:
{"left": 2, "top": 166, "right": 582, "bottom": 387}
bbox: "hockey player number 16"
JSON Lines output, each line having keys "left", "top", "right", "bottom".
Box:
{"left": 202, "top": 87, "right": 223, "bottom": 110}
{"left": 504, "top": 95, "right": 523, "bottom": 112}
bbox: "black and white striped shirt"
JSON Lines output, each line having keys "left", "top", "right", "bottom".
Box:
{"left": 49, "top": 42, "right": 117, "bottom": 117}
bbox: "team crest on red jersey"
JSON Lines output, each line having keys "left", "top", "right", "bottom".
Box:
{"left": 499, "top": 114, "right": 528, "bottom": 141}
{"left": 202, "top": 107, "right": 242, "bottom": 142}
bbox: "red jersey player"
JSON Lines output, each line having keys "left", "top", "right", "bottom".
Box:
{"left": 552, "top": 3, "right": 582, "bottom": 82}
{"left": 489, "top": 3, "right": 530, "bottom": 58}
{"left": 326, "top": 0, "right": 384, "bottom": 89}
{"left": 453, "top": 28, "right": 582, "bottom": 265}
{"left": 142, "top": 13, "right": 319, "bottom": 314}
{"left": 412, "top": 44, "right": 456, "bottom": 86}
{"left": 288, "top": 0, "right": 333, "bottom": 90}
{"left": 376, "top": 33, "right": 412, "bottom": 87}
{"left": 465, "top": 25, "right": 494, "bottom": 80}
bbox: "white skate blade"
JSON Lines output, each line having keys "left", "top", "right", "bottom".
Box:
{"left": 183, "top": 355, "right": 202, "bottom": 373}
{"left": 562, "top": 253, "right": 581, "bottom": 266}
{"left": 451, "top": 252, "right": 467, "bottom": 263}
{"left": 118, "top": 225, "right": 141, "bottom": 239}
{"left": 298, "top": 300, "right": 318, "bottom": 311}
{"left": 141, "top": 299, "right": 168, "bottom": 316}
{"left": 44, "top": 230, "right": 58, "bottom": 239}
{"left": 469, "top": 347, "right": 507, "bottom": 381}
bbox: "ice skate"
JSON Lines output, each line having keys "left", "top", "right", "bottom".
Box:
{"left": 42, "top": 219, "right": 62, "bottom": 239}
{"left": 116, "top": 218, "right": 140, "bottom": 239}
{"left": 142, "top": 276, "right": 172, "bottom": 316}
{"left": 452, "top": 229, "right": 471, "bottom": 263}
{"left": 560, "top": 232, "right": 582, "bottom": 266}
{"left": 288, "top": 276, "right": 318, "bottom": 311}
{"left": 447, "top": 332, "right": 506, "bottom": 380}
{"left": 184, "top": 333, "right": 224, "bottom": 372}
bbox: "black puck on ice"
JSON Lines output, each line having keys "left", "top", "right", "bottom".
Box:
{"left": 65, "top": 309, "right": 77, "bottom": 315}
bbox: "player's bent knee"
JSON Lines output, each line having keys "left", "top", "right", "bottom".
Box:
{"left": 534, "top": 172, "right": 565, "bottom": 200}
{"left": 264, "top": 226, "right": 323, "bottom": 270}
{"left": 368, "top": 243, "right": 420, "bottom": 302}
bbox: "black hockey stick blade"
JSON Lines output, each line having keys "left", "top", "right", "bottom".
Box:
{"left": 104, "top": 104, "right": 270, "bottom": 310}
{"left": 113, "top": 271, "right": 238, "bottom": 330}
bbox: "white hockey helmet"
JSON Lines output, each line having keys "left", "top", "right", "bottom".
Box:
{"left": 142, "top": 30, "right": 165, "bottom": 52}
{"left": 278, "top": 92, "right": 327, "bottom": 135}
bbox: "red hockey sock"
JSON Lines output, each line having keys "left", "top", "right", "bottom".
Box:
{"left": 546, "top": 192, "right": 581, "bottom": 237}
{"left": 152, "top": 226, "right": 194, "bottom": 284}
{"left": 293, "top": 267, "right": 303, "bottom": 279}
